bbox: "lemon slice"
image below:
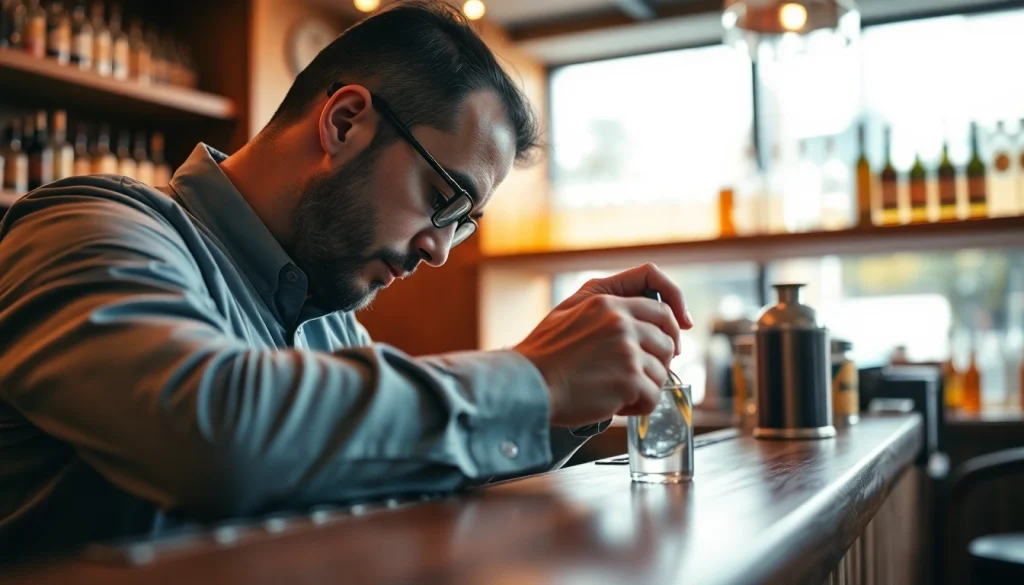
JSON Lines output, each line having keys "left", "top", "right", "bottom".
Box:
{"left": 672, "top": 386, "right": 693, "bottom": 427}
{"left": 638, "top": 415, "right": 649, "bottom": 440}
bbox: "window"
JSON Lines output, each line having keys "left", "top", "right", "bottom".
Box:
{"left": 547, "top": 45, "right": 753, "bottom": 245}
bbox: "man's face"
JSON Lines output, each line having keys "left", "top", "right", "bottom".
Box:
{"left": 291, "top": 88, "right": 516, "bottom": 312}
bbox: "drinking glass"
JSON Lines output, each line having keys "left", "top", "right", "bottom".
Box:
{"left": 627, "top": 381, "right": 693, "bottom": 483}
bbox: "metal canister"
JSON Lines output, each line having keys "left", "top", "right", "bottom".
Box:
{"left": 753, "top": 283, "right": 836, "bottom": 440}
{"left": 831, "top": 338, "right": 859, "bottom": 426}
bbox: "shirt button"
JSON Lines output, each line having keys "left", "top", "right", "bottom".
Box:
{"left": 500, "top": 440, "right": 519, "bottom": 459}
{"left": 286, "top": 271, "right": 299, "bottom": 283}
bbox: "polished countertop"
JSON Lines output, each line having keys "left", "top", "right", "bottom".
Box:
{"left": 2, "top": 414, "right": 923, "bottom": 585}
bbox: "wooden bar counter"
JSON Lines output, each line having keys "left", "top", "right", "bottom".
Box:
{"left": 3, "top": 415, "right": 924, "bottom": 585}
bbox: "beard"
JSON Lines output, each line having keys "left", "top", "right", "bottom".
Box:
{"left": 290, "top": 140, "right": 417, "bottom": 313}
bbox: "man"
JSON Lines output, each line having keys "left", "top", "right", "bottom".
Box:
{"left": 0, "top": 1, "right": 691, "bottom": 556}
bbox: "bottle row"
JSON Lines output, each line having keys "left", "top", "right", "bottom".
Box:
{"left": 867, "top": 121, "right": 1022, "bottom": 226}
{"left": 1, "top": 109, "right": 172, "bottom": 194}
{"left": 0, "top": 0, "right": 198, "bottom": 88}
{"left": 719, "top": 119, "right": 1024, "bottom": 237}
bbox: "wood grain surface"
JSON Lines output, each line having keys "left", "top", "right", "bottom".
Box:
{"left": 1, "top": 415, "right": 923, "bottom": 585}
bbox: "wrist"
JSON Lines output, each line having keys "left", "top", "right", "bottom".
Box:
{"left": 512, "top": 346, "right": 562, "bottom": 424}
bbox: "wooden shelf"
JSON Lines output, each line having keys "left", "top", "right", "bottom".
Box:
{"left": 0, "top": 48, "right": 236, "bottom": 121}
{"left": 480, "top": 215, "right": 1024, "bottom": 272}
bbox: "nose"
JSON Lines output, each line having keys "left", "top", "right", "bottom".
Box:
{"left": 414, "top": 225, "right": 455, "bottom": 267}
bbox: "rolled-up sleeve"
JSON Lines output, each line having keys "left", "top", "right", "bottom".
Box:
{"left": 0, "top": 189, "right": 553, "bottom": 519}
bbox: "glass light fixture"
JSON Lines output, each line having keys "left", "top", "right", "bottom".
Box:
{"left": 723, "top": 0, "right": 860, "bottom": 54}
{"left": 354, "top": 0, "right": 381, "bottom": 13}
{"left": 721, "top": 0, "right": 862, "bottom": 235}
{"left": 463, "top": 0, "right": 486, "bottom": 21}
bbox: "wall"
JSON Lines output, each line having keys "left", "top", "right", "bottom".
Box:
{"left": 249, "top": 0, "right": 348, "bottom": 137}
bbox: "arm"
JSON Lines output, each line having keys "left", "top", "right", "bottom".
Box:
{"left": 347, "top": 322, "right": 609, "bottom": 472}
{"left": 0, "top": 187, "right": 552, "bottom": 519}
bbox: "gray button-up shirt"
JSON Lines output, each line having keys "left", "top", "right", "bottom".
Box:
{"left": 0, "top": 144, "right": 601, "bottom": 556}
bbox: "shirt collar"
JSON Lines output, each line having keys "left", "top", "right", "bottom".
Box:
{"left": 169, "top": 144, "right": 301, "bottom": 312}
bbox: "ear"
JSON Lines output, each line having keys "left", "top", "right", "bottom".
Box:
{"left": 318, "top": 84, "right": 378, "bottom": 165}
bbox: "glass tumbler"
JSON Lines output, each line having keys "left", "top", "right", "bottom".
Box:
{"left": 627, "top": 381, "right": 693, "bottom": 483}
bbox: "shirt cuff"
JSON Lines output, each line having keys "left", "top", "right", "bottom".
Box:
{"left": 570, "top": 419, "right": 612, "bottom": 438}
{"left": 426, "top": 349, "right": 552, "bottom": 478}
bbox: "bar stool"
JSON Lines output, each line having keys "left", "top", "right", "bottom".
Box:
{"left": 946, "top": 447, "right": 1024, "bottom": 585}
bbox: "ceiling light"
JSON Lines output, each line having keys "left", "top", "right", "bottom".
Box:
{"left": 354, "top": 0, "right": 380, "bottom": 13}
{"left": 778, "top": 3, "right": 808, "bottom": 31}
{"left": 463, "top": 0, "right": 486, "bottom": 21}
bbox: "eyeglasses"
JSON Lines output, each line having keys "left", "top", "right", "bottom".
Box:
{"left": 327, "top": 82, "right": 478, "bottom": 247}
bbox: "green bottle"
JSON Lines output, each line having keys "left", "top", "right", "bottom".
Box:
{"left": 966, "top": 122, "right": 988, "bottom": 219}
{"left": 937, "top": 141, "right": 958, "bottom": 221}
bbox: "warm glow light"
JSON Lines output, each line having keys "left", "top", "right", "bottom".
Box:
{"left": 779, "top": 2, "right": 808, "bottom": 31}
{"left": 463, "top": 0, "right": 486, "bottom": 21}
{"left": 354, "top": 0, "right": 380, "bottom": 13}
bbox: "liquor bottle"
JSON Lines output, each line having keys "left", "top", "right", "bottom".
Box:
{"left": 69, "top": 0, "right": 90, "bottom": 69}
{"left": 4, "top": 120, "right": 30, "bottom": 193}
{"left": 180, "top": 42, "right": 197, "bottom": 89}
{"left": 967, "top": 122, "right": 988, "bottom": 219}
{"left": 45, "top": 1, "right": 70, "bottom": 64}
{"left": 908, "top": 153, "right": 927, "bottom": 224}
{"left": 50, "top": 110, "right": 74, "bottom": 181}
{"left": 1017, "top": 118, "right": 1024, "bottom": 214}
{"left": 0, "top": 0, "right": 10, "bottom": 48}
{"left": 989, "top": 121, "right": 1017, "bottom": 217}
{"left": 1019, "top": 355, "right": 1024, "bottom": 412}
{"left": 7, "top": 0, "right": 27, "bottom": 48}
{"left": 133, "top": 131, "right": 153, "bottom": 185}
{"left": 735, "top": 144, "right": 766, "bottom": 235}
{"left": 27, "top": 110, "right": 54, "bottom": 190}
{"left": 962, "top": 349, "right": 982, "bottom": 413}
{"left": 942, "top": 356, "right": 962, "bottom": 410}
{"left": 151, "top": 131, "right": 171, "bottom": 185}
{"left": 855, "top": 123, "right": 872, "bottom": 227}
{"left": 127, "top": 16, "right": 150, "bottom": 83}
{"left": 108, "top": 2, "right": 127, "bottom": 80}
{"left": 880, "top": 127, "right": 900, "bottom": 226}
{"left": 23, "top": 0, "right": 45, "bottom": 56}
{"left": 90, "top": 0, "right": 110, "bottom": 76}
{"left": 821, "top": 136, "right": 853, "bottom": 230}
{"left": 718, "top": 187, "right": 736, "bottom": 237}
{"left": 115, "top": 129, "right": 135, "bottom": 178}
{"left": 91, "top": 124, "right": 117, "bottom": 174}
{"left": 167, "top": 35, "right": 184, "bottom": 86}
{"left": 170, "top": 35, "right": 188, "bottom": 87}
{"left": 72, "top": 123, "right": 91, "bottom": 176}
{"left": 937, "top": 140, "right": 958, "bottom": 221}
{"left": 146, "top": 27, "right": 167, "bottom": 84}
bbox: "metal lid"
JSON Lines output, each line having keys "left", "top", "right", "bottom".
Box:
{"left": 734, "top": 334, "right": 755, "bottom": 356}
{"left": 756, "top": 283, "right": 821, "bottom": 331}
{"left": 831, "top": 338, "right": 853, "bottom": 353}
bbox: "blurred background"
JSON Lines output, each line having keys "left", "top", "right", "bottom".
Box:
{"left": 2, "top": 0, "right": 1023, "bottom": 413}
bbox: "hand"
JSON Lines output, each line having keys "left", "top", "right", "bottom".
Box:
{"left": 513, "top": 263, "right": 692, "bottom": 427}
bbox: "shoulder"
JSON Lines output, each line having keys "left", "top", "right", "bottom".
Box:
{"left": 0, "top": 176, "right": 200, "bottom": 273}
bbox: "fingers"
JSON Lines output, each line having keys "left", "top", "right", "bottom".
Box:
{"left": 621, "top": 356, "right": 662, "bottom": 416}
{"left": 587, "top": 263, "right": 693, "bottom": 330}
{"left": 617, "top": 324, "right": 669, "bottom": 417}
{"left": 623, "top": 298, "right": 682, "bottom": 357}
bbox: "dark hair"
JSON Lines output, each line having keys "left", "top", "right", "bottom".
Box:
{"left": 266, "top": 0, "right": 541, "bottom": 165}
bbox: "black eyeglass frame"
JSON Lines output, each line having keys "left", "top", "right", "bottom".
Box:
{"left": 326, "top": 82, "right": 478, "bottom": 245}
